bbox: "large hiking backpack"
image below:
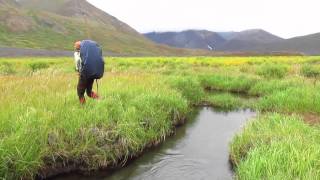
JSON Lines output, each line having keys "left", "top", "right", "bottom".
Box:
{"left": 80, "top": 40, "right": 105, "bottom": 79}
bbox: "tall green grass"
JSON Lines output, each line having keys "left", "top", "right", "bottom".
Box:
{"left": 257, "top": 86, "right": 320, "bottom": 114}
{"left": 301, "top": 64, "right": 320, "bottom": 78}
{"left": 199, "top": 74, "right": 257, "bottom": 93}
{"left": 248, "top": 78, "right": 303, "bottom": 96}
{"left": 0, "top": 74, "right": 189, "bottom": 179}
{"left": 256, "top": 63, "right": 288, "bottom": 79}
{"left": 231, "top": 114, "right": 320, "bottom": 179}
{"left": 1, "top": 56, "right": 320, "bottom": 179}
{"left": 166, "top": 76, "right": 205, "bottom": 104}
{"left": 206, "top": 93, "right": 243, "bottom": 109}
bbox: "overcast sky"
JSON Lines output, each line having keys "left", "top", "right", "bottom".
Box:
{"left": 87, "top": 0, "right": 318, "bottom": 39}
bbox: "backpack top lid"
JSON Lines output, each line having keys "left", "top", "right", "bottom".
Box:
{"left": 80, "top": 40, "right": 102, "bottom": 62}
{"left": 80, "top": 40, "right": 99, "bottom": 51}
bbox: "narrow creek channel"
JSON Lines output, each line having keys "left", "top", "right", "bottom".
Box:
{"left": 53, "top": 107, "right": 256, "bottom": 180}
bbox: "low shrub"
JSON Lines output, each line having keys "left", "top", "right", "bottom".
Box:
{"left": 28, "top": 62, "right": 50, "bottom": 72}
{"left": 0, "top": 62, "right": 15, "bottom": 75}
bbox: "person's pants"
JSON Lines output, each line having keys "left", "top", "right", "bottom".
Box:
{"left": 77, "top": 75, "right": 95, "bottom": 99}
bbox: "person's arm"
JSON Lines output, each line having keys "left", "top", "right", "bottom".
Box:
{"left": 74, "top": 52, "right": 81, "bottom": 72}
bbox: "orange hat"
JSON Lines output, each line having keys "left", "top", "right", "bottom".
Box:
{"left": 74, "top": 41, "right": 81, "bottom": 50}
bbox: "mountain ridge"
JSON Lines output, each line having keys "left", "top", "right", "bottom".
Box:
{"left": 144, "top": 29, "right": 320, "bottom": 55}
{"left": 0, "top": 0, "right": 214, "bottom": 56}
{"left": 145, "top": 30, "right": 226, "bottom": 50}
{"left": 0, "top": 0, "right": 316, "bottom": 55}
{"left": 144, "top": 29, "right": 284, "bottom": 51}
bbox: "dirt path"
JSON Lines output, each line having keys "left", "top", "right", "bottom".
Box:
{"left": 0, "top": 47, "right": 74, "bottom": 57}
{"left": 0, "top": 47, "right": 145, "bottom": 57}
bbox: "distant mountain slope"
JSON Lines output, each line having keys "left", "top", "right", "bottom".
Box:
{"left": 216, "top": 30, "right": 320, "bottom": 55}
{"left": 254, "top": 33, "right": 320, "bottom": 55}
{"left": 145, "top": 30, "right": 226, "bottom": 50}
{"left": 145, "top": 29, "right": 284, "bottom": 52}
{"left": 230, "top": 29, "right": 283, "bottom": 43}
{"left": 217, "top": 32, "right": 237, "bottom": 40}
{"left": 17, "top": 0, "right": 138, "bottom": 35}
{"left": 0, "top": 0, "right": 206, "bottom": 56}
{"left": 219, "top": 31, "right": 320, "bottom": 55}
{"left": 146, "top": 29, "right": 320, "bottom": 55}
{"left": 216, "top": 29, "right": 284, "bottom": 51}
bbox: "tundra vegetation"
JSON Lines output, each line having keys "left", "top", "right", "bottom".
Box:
{"left": 0, "top": 56, "right": 320, "bottom": 179}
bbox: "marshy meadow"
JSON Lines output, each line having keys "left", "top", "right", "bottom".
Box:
{"left": 1, "top": 56, "right": 320, "bottom": 179}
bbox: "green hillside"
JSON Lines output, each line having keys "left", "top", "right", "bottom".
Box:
{"left": 0, "top": 0, "right": 207, "bottom": 56}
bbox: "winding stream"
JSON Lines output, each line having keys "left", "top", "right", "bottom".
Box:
{"left": 54, "top": 107, "right": 256, "bottom": 180}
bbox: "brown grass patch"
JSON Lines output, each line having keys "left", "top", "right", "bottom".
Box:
{"left": 302, "top": 113, "right": 320, "bottom": 125}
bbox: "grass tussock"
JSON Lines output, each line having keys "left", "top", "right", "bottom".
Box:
{"left": 231, "top": 114, "right": 320, "bottom": 179}
{"left": 166, "top": 76, "right": 205, "bottom": 105}
{"left": 301, "top": 64, "right": 320, "bottom": 78}
{"left": 206, "top": 93, "right": 243, "bottom": 109}
{"left": 257, "top": 87, "right": 320, "bottom": 114}
{"left": 200, "top": 74, "right": 257, "bottom": 93}
{"left": 248, "top": 78, "right": 303, "bottom": 96}
{"left": 256, "top": 63, "right": 288, "bottom": 79}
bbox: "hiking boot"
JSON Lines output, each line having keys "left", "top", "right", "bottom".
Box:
{"left": 90, "top": 92, "right": 99, "bottom": 99}
{"left": 79, "top": 97, "right": 86, "bottom": 104}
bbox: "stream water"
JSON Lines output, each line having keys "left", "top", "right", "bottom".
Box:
{"left": 54, "top": 107, "right": 256, "bottom": 180}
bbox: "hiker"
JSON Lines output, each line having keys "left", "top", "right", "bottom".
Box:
{"left": 74, "top": 40, "right": 105, "bottom": 104}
